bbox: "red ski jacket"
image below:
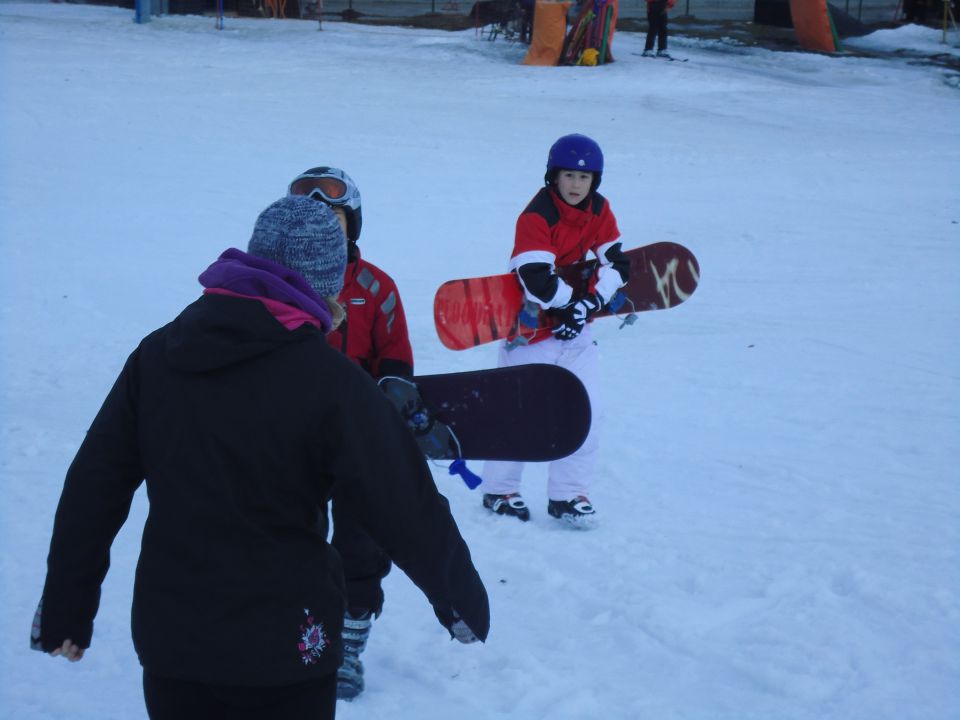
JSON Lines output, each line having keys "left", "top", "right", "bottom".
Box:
{"left": 510, "top": 186, "right": 623, "bottom": 310}
{"left": 327, "top": 248, "right": 414, "bottom": 379}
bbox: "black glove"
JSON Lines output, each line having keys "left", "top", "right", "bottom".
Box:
{"left": 549, "top": 294, "right": 602, "bottom": 341}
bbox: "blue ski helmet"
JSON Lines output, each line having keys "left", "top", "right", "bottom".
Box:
{"left": 288, "top": 167, "right": 363, "bottom": 243}
{"left": 545, "top": 134, "right": 604, "bottom": 191}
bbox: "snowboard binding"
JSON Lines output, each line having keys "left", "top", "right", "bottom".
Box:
{"left": 378, "top": 376, "right": 482, "bottom": 489}
{"left": 505, "top": 300, "right": 542, "bottom": 350}
{"left": 608, "top": 290, "right": 639, "bottom": 329}
{"left": 379, "top": 376, "right": 453, "bottom": 459}
{"left": 505, "top": 290, "right": 638, "bottom": 349}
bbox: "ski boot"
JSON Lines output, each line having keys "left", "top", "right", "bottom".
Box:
{"left": 337, "top": 610, "right": 373, "bottom": 700}
{"left": 547, "top": 496, "right": 597, "bottom": 529}
{"left": 483, "top": 492, "right": 531, "bottom": 522}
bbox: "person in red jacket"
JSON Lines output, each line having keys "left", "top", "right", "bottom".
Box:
{"left": 481, "top": 134, "right": 629, "bottom": 528}
{"left": 288, "top": 167, "right": 414, "bottom": 700}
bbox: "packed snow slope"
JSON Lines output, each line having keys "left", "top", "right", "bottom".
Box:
{"left": 1, "top": 4, "right": 958, "bottom": 719}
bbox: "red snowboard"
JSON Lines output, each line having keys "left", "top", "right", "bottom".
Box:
{"left": 433, "top": 242, "right": 700, "bottom": 351}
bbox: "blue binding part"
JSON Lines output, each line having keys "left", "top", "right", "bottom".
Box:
{"left": 449, "top": 459, "right": 482, "bottom": 490}
{"left": 607, "top": 290, "right": 627, "bottom": 313}
{"left": 517, "top": 301, "right": 539, "bottom": 329}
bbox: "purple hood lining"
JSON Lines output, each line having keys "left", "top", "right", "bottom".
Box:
{"left": 199, "top": 248, "right": 334, "bottom": 332}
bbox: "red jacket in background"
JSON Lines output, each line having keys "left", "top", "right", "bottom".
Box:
{"left": 327, "top": 248, "right": 414, "bottom": 379}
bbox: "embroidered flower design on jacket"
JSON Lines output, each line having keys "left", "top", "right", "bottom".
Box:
{"left": 298, "top": 608, "right": 329, "bottom": 665}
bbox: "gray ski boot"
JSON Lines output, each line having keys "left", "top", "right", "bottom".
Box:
{"left": 337, "top": 610, "right": 373, "bottom": 700}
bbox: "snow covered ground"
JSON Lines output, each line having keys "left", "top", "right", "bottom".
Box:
{"left": 1, "top": 4, "right": 958, "bottom": 719}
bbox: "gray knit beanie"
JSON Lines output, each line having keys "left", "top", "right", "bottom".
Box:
{"left": 247, "top": 195, "right": 347, "bottom": 298}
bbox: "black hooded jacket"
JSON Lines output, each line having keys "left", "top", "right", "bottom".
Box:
{"left": 37, "top": 293, "right": 489, "bottom": 686}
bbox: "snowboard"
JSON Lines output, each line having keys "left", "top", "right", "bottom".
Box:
{"left": 379, "top": 364, "right": 590, "bottom": 464}
{"left": 433, "top": 242, "right": 700, "bottom": 351}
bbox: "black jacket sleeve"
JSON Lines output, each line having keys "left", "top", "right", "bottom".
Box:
{"left": 516, "top": 262, "right": 561, "bottom": 307}
{"left": 324, "top": 369, "right": 490, "bottom": 642}
{"left": 602, "top": 241, "right": 630, "bottom": 285}
{"left": 377, "top": 358, "right": 414, "bottom": 380}
{"left": 35, "top": 349, "right": 145, "bottom": 651}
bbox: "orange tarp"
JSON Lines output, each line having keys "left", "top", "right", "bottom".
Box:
{"left": 522, "top": 0, "right": 572, "bottom": 66}
{"left": 788, "top": 0, "right": 840, "bottom": 53}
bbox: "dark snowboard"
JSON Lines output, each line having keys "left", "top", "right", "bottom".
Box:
{"left": 380, "top": 364, "right": 590, "bottom": 463}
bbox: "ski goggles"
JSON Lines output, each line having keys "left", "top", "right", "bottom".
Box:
{"left": 289, "top": 175, "right": 349, "bottom": 205}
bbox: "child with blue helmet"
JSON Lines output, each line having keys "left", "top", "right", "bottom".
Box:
{"left": 481, "top": 134, "right": 630, "bottom": 528}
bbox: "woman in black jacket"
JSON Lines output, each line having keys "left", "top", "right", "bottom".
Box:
{"left": 31, "top": 196, "right": 489, "bottom": 720}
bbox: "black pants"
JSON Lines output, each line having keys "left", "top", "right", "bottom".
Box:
{"left": 143, "top": 671, "right": 337, "bottom": 720}
{"left": 645, "top": 0, "right": 668, "bottom": 52}
{"left": 520, "top": 1, "right": 534, "bottom": 43}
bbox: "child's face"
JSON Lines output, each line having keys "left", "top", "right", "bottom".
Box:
{"left": 555, "top": 170, "right": 594, "bottom": 205}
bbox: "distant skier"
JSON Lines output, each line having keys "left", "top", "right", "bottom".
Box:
{"left": 31, "top": 195, "right": 488, "bottom": 720}
{"left": 288, "top": 166, "right": 414, "bottom": 701}
{"left": 481, "top": 133, "right": 629, "bottom": 527}
{"left": 642, "top": 0, "right": 675, "bottom": 58}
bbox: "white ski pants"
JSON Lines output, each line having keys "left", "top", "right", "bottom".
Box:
{"left": 481, "top": 326, "right": 600, "bottom": 501}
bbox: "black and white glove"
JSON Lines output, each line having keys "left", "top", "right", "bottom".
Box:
{"left": 433, "top": 606, "right": 480, "bottom": 645}
{"left": 549, "top": 293, "right": 603, "bottom": 341}
{"left": 447, "top": 610, "right": 480, "bottom": 644}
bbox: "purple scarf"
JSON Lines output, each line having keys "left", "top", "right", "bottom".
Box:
{"left": 199, "top": 248, "right": 334, "bottom": 332}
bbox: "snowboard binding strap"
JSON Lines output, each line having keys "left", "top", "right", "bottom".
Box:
{"left": 505, "top": 300, "right": 541, "bottom": 351}
{"left": 609, "top": 291, "right": 639, "bottom": 329}
{"left": 377, "top": 376, "right": 481, "bottom": 489}
{"left": 505, "top": 292, "right": 638, "bottom": 346}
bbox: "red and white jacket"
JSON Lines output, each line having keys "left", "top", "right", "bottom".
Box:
{"left": 327, "top": 247, "right": 413, "bottom": 379}
{"left": 510, "top": 186, "right": 626, "bottom": 310}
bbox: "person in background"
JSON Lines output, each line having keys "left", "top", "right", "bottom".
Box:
{"left": 288, "top": 167, "right": 414, "bottom": 700}
{"left": 31, "top": 195, "right": 489, "bottom": 720}
{"left": 641, "top": 0, "right": 676, "bottom": 58}
{"left": 902, "top": 0, "right": 931, "bottom": 24}
{"left": 519, "top": 0, "right": 535, "bottom": 43}
{"left": 481, "top": 133, "right": 629, "bottom": 529}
